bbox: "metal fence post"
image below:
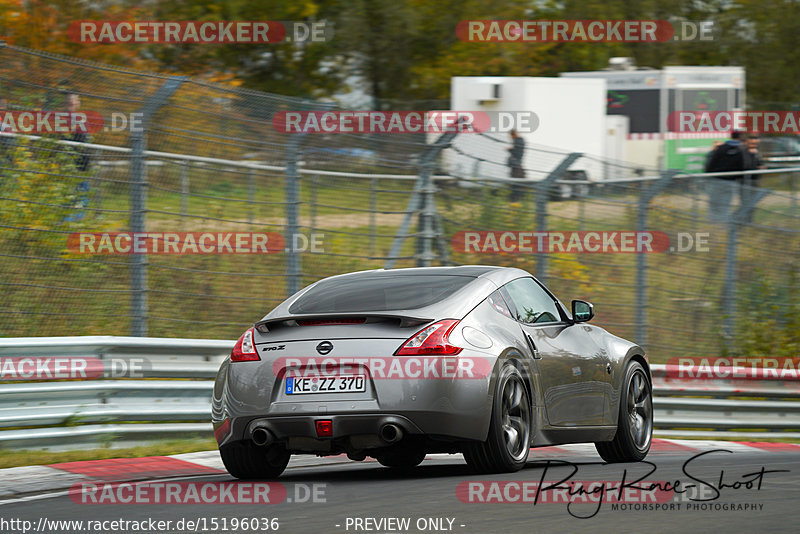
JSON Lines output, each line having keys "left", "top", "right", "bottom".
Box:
{"left": 285, "top": 134, "right": 301, "bottom": 296}
{"left": 247, "top": 168, "right": 255, "bottom": 225}
{"left": 129, "top": 76, "right": 185, "bottom": 337}
{"left": 534, "top": 153, "right": 582, "bottom": 282}
{"left": 310, "top": 175, "right": 318, "bottom": 230}
{"left": 417, "top": 167, "right": 436, "bottom": 267}
{"left": 369, "top": 178, "right": 377, "bottom": 257}
{"left": 385, "top": 129, "right": 459, "bottom": 269}
{"left": 179, "top": 160, "right": 189, "bottom": 229}
{"left": 635, "top": 170, "right": 677, "bottom": 349}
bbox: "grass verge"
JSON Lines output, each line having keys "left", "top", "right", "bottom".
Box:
{"left": 0, "top": 438, "right": 218, "bottom": 469}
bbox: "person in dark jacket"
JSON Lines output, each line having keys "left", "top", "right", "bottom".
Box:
{"left": 704, "top": 131, "right": 746, "bottom": 222}
{"left": 740, "top": 134, "right": 766, "bottom": 222}
{"left": 63, "top": 92, "right": 92, "bottom": 222}
{"left": 507, "top": 129, "right": 526, "bottom": 202}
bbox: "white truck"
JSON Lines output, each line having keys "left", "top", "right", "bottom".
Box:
{"left": 445, "top": 75, "right": 628, "bottom": 195}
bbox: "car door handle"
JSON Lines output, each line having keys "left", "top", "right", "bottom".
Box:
{"left": 525, "top": 334, "right": 541, "bottom": 359}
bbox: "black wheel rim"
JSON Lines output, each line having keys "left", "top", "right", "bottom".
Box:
{"left": 627, "top": 369, "right": 652, "bottom": 451}
{"left": 501, "top": 376, "right": 530, "bottom": 461}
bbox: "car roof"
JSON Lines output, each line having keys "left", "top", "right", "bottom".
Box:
{"left": 261, "top": 265, "right": 535, "bottom": 323}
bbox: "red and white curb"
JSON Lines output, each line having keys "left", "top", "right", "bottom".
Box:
{"left": 1, "top": 439, "right": 798, "bottom": 500}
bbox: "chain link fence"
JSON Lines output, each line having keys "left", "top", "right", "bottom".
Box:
{"left": 1, "top": 43, "right": 798, "bottom": 363}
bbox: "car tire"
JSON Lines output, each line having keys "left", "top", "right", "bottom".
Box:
{"left": 464, "top": 364, "right": 531, "bottom": 473}
{"left": 595, "top": 360, "right": 653, "bottom": 463}
{"left": 219, "top": 440, "right": 291, "bottom": 479}
{"left": 376, "top": 447, "right": 426, "bottom": 470}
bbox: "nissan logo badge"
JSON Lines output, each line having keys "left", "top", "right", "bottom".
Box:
{"left": 316, "top": 341, "right": 333, "bottom": 355}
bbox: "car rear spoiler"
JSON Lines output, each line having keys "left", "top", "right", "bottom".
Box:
{"left": 254, "top": 313, "right": 433, "bottom": 333}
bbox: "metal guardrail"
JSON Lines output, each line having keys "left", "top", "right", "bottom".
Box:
{"left": 0, "top": 337, "right": 798, "bottom": 450}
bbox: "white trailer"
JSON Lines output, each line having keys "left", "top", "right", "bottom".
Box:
{"left": 446, "top": 76, "right": 616, "bottom": 185}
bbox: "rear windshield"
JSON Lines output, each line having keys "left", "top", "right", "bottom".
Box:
{"left": 288, "top": 274, "right": 475, "bottom": 314}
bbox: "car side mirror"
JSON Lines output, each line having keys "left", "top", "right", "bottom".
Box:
{"left": 571, "top": 300, "right": 594, "bottom": 323}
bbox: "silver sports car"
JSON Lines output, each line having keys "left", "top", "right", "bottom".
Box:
{"left": 212, "top": 266, "right": 653, "bottom": 478}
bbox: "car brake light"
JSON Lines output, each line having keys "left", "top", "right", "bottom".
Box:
{"left": 297, "top": 317, "right": 366, "bottom": 326}
{"left": 231, "top": 327, "right": 260, "bottom": 362}
{"left": 316, "top": 420, "right": 333, "bottom": 437}
{"left": 395, "top": 319, "right": 463, "bottom": 356}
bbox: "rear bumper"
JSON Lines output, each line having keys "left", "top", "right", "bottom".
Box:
{"left": 217, "top": 410, "right": 488, "bottom": 449}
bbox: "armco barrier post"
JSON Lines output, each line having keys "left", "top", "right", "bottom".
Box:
{"left": 129, "top": 76, "right": 185, "bottom": 336}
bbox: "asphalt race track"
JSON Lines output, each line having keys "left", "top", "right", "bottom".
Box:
{"left": 1, "top": 441, "right": 798, "bottom": 534}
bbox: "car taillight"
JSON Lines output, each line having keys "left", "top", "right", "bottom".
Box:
{"left": 395, "top": 319, "right": 463, "bottom": 356}
{"left": 231, "top": 327, "right": 259, "bottom": 362}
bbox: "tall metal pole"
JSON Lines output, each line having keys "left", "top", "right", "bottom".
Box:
{"left": 129, "top": 76, "right": 185, "bottom": 336}
{"left": 385, "top": 129, "right": 459, "bottom": 269}
{"left": 285, "top": 134, "right": 301, "bottom": 296}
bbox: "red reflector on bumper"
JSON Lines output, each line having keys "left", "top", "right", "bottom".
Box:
{"left": 315, "top": 420, "right": 333, "bottom": 438}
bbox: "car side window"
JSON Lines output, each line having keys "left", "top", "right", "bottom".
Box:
{"left": 487, "top": 290, "right": 514, "bottom": 319}
{"left": 503, "top": 278, "right": 562, "bottom": 325}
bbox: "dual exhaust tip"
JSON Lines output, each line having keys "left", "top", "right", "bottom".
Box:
{"left": 379, "top": 423, "right": 403, "bottom": 443}
{"left": 250, "top": 422, "right": 404, "bottom": 446}
{"left": 252, "top": 427, "right": 274, "bottom": 447}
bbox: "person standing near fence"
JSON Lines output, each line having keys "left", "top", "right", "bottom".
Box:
{"left": 740, "top": 134, "right": 766, "bottom": 222}
{"left": 704, "top": 131, "right": 746, "bottom": 222}
{"left": 507, "top": 129, "right": 525, "bottom": 202}
{"left": 63, "top": 92, "right": 92, "bottom": 222}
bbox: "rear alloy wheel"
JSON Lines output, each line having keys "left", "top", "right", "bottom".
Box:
{"left": 376, "top": 447, "right": 427, "bottom": 470}
{"left": 464, "top": 364, "right": 531, "bottom": 473}
{"left": 219, "top": 440, "right": 291, "bottom": 479}
{"left": 595, "top": 361, "right": 653, "bottom": 463}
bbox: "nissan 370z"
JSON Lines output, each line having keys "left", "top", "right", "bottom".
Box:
{"left": 212, "top": 266, "right": 653, "bottom": 478}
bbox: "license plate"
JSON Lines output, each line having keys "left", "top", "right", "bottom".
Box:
{"left": 285, "top": 375, "right": 366, "bottom": 395}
